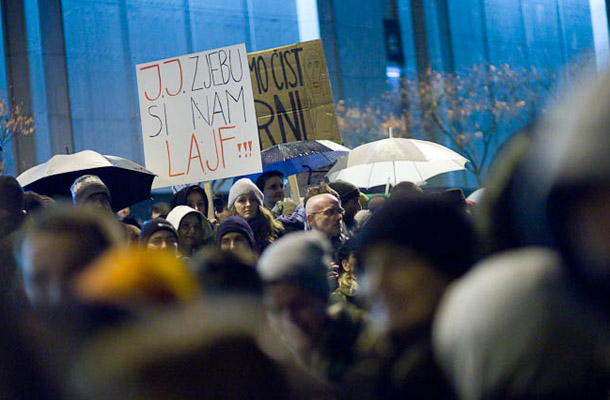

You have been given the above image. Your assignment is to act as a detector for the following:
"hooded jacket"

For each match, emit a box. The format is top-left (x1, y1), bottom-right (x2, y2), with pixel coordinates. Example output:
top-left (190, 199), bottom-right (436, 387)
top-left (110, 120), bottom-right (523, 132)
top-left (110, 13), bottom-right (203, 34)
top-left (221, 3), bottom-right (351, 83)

top-left (510, 72), bottom-right (610, 293)
top-left (166, 206), bottom-right (214, 253)
top-left (434, 72), bottom-right (610, 400)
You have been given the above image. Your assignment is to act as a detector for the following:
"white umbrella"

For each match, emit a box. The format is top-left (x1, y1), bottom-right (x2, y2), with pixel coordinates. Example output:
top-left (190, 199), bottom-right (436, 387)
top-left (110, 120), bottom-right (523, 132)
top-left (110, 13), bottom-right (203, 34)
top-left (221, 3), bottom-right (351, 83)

top-left (326, 138), bottom-right (468, 188)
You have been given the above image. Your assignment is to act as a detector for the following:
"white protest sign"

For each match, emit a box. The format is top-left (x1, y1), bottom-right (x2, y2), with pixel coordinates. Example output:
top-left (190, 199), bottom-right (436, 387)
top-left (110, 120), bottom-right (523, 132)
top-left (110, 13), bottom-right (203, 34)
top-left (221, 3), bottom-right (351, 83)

top-left (136, 43), bottom-right (262, 188)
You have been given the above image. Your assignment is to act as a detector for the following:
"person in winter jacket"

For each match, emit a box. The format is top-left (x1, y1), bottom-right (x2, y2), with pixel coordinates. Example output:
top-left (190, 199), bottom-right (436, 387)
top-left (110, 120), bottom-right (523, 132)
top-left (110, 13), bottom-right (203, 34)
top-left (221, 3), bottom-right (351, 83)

top-left (434, 71), bottom-right (610, 400)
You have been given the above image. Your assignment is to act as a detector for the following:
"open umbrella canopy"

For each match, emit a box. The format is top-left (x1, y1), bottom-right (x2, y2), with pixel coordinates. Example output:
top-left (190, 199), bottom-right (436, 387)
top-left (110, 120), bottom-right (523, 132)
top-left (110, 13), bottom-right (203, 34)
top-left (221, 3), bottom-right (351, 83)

top-left (261, 140), bottom-right (350, 176)
top-left (17, 150), bottom-right (156, 211)
top-left (326, 138), bottom-right (468, 188)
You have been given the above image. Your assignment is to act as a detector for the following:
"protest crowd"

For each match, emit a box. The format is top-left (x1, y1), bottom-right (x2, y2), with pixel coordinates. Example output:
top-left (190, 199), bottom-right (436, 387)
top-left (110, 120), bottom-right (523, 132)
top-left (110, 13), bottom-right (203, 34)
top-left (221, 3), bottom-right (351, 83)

top-left (4, 61), bottom-right (610, 400)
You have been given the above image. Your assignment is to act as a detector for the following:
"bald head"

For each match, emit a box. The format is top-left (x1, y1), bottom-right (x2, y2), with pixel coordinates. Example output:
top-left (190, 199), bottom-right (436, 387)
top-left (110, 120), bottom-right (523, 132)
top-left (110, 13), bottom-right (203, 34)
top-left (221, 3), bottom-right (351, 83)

top-left (306, 194), bottom-right (343, 237)
top-left (306, 193), bottom-right (338, 214)
top-left (368, 195), bottom-right (388, 213)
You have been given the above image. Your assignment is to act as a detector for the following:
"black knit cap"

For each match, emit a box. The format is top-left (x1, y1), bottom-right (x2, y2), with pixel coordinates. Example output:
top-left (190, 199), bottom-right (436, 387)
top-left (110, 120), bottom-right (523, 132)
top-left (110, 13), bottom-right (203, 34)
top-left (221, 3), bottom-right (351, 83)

top-left (139, 218), bottom-right (178, 244)
top-left (329, 180), bottom-right (360, 205)
top-left (215, 216), bottom-right (255, 249)
top-left (357, 197), bottom-right (476, 279)
top-left (0, 176), bottom-right (24, 214)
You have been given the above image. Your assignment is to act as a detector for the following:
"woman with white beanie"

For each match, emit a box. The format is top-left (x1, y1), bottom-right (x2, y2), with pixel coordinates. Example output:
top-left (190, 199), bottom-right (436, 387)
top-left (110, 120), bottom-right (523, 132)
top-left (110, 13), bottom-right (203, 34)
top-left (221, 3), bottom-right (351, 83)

top-left (166, 206), bottom-right (214, 258)
top-left (228, 178), bottom-right (284, 254)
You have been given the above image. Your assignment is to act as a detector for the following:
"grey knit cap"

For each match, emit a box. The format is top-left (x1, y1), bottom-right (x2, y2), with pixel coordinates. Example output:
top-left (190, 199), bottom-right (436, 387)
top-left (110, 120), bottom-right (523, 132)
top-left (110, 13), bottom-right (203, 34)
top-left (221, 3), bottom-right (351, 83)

top-left (228, 178), bottom-right (264, 210)
top-left (70, 175), bottom-right (111, 206)
top-left (257, 231), bottom-right (332, 299)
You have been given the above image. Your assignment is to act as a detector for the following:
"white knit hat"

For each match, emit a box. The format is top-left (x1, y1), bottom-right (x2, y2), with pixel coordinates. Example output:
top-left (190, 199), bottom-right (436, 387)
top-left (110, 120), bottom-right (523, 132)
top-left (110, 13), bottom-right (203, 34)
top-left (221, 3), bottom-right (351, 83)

top-left (166, 205), bottom-right (202, 231)
top-left (166, 205), bottom-right (214, 243)
top-left (228, 178), bottom-right (264, 210)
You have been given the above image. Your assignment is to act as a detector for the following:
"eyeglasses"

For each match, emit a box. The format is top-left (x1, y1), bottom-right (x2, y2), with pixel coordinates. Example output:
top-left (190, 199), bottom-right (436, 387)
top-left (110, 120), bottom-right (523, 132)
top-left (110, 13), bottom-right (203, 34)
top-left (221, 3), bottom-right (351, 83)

top-left (312, 206), bottom-right (345, 217)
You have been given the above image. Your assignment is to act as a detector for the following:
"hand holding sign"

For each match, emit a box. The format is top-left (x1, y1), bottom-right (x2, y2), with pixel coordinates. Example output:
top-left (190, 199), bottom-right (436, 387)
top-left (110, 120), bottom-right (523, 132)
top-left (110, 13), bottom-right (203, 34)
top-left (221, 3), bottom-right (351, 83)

top-left (136, 43), bottom-right (262, 188)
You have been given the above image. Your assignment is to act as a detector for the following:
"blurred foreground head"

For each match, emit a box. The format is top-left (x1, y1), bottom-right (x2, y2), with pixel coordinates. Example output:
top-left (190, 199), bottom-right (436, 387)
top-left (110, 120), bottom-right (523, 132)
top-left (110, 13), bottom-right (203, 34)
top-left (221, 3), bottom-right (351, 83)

top-left (16, 206), bottom-right (124, 309)
top-left (512, 71), bottom-right (610, 297)
top-left (357, 198), bottom-right (476, 333)
top-left (68, 299), bottom-right (297, 400)
top-left (434, 71), bottom-right (610, 400)
top-left (0, 176), bottom-right (24, 214)
top-left (258, 231), bottom-right (332, 354)
top-left (0, 176), bottom-right (25, 237)
top-left (474, 126), bottom-right (534, 255)
top-left (190, 246), bottom-right (261, 296)
top-left (73, 246), bottom-right (201, 309)
top-left (0, 302), bottom-right (61, 400)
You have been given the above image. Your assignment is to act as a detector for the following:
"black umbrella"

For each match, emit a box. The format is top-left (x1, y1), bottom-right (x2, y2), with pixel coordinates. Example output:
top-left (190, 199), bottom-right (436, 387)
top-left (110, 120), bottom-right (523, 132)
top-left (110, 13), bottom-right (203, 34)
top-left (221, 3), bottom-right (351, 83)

top-left (16, 150), bottom-right (156, 211)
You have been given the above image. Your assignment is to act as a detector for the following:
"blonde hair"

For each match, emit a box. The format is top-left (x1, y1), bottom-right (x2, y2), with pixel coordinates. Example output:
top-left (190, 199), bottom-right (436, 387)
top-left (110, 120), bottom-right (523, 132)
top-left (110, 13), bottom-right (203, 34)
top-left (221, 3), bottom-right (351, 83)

top-left (337, 269), bottom-right (359, 297)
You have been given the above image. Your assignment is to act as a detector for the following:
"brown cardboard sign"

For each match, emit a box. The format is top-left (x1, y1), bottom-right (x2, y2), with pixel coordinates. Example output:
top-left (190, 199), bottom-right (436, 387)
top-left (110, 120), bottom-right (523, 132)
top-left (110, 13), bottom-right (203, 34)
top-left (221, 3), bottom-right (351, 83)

top-left (248, 39), bottom-right (341, 149)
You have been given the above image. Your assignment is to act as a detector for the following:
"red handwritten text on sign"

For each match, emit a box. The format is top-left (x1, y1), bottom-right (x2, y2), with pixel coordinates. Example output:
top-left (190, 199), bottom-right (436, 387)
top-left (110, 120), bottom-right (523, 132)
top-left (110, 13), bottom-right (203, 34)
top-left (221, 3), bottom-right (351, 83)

top-left (136, 44), bottom-right (261, 188)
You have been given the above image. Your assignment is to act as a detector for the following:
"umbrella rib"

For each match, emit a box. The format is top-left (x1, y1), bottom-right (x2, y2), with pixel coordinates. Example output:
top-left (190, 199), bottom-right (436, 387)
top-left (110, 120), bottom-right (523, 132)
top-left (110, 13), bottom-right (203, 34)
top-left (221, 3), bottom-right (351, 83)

top-left (367, 163), bottom-right (375, 189)
top-left (412, 161), bottom-right (425, 184)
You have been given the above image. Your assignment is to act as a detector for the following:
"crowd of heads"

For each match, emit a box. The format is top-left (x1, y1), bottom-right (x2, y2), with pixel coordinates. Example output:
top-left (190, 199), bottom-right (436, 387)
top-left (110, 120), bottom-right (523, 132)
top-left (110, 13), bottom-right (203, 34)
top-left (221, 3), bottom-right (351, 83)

top-left (3, 71), bottom-right (610, 399)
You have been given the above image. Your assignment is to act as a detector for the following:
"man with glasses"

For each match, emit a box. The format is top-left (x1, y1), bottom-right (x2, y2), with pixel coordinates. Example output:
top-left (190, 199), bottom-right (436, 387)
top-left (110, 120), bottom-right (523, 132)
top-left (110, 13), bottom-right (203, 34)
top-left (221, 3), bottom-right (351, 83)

top-left (306, 193), bottom-right (344, 237)
top-left (257, 231), bottom-right (364, 382)
top-left (306, 193), bottom-right (346, 265)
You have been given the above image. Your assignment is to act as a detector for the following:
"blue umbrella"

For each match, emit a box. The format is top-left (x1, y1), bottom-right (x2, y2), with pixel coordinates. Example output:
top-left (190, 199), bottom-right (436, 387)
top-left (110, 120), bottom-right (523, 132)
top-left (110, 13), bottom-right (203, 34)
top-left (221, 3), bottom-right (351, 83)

top-left (239, 140), bottom-right (350, 182)
top-left (262, 140), bottom-right (350, 175)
